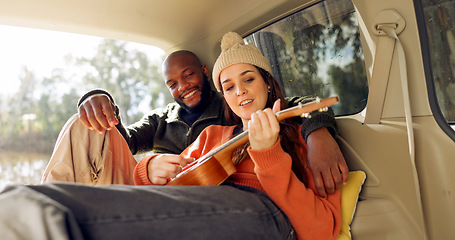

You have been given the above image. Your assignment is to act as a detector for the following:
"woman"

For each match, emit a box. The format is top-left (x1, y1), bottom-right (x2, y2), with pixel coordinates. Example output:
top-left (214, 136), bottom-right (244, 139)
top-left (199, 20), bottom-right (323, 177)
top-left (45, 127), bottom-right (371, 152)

top-left (134, 32), bottom-right (341, 240)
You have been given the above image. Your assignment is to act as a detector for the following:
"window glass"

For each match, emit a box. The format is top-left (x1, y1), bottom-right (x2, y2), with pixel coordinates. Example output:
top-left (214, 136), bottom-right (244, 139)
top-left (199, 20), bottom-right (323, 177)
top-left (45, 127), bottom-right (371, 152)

top-left (0, 26), bottom-right (167, 184)
top-left (420, 0), bottom-right (455, 124)
top-left (245, 0), bottom-right (368, 116)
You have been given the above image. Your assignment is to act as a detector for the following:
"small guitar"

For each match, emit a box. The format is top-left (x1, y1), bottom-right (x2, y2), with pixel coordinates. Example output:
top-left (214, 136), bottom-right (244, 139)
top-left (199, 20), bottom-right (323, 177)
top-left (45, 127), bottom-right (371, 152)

top-left (167, 96), bottom-right (339, 186)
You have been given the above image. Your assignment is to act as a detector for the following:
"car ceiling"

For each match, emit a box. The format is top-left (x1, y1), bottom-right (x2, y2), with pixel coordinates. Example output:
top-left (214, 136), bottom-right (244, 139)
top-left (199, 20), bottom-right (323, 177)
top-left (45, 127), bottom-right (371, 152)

top-left (0, 0), bottom-right (313, 62)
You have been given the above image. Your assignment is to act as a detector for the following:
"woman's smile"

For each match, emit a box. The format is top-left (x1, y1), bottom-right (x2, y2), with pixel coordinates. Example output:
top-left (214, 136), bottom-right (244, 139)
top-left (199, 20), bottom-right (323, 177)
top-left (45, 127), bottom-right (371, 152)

top-left (220, 63), bottom-right (269, 127)
top-left (239, 99), bottom-right (253, 106)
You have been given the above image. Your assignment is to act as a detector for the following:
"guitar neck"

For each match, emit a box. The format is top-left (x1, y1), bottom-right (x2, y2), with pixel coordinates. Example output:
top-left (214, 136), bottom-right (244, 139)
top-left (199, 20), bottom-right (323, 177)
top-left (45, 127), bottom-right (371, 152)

top-left (196, 96), bottom-right (340, 165)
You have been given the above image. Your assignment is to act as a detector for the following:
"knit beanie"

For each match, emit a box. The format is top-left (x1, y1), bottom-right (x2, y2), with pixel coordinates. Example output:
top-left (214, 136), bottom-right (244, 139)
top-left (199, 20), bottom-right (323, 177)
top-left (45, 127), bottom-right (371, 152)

top-left (212, 32), bottom-right (272, 92)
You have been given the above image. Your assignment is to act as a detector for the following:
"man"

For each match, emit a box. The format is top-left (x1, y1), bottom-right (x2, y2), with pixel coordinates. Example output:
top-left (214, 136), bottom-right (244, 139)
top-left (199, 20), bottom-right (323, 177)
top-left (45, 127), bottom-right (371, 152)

top-left (42, 50), bottom-right (347, 197)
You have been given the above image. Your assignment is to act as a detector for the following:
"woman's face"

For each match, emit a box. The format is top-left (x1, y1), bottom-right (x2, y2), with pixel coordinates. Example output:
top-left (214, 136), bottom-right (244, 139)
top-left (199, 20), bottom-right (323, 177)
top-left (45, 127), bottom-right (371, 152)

top-left (220, 63), bottom-right (269, 128)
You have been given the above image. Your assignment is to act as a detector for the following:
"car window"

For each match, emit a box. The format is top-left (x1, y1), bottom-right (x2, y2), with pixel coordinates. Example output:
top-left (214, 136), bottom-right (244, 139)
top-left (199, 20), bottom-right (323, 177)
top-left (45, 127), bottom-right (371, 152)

top-left (0, 26), bottom-right (167, 184)
top-left (419, 0), bottom-right (455, 125)
top-left (244, 0), bottom-right (368, 116)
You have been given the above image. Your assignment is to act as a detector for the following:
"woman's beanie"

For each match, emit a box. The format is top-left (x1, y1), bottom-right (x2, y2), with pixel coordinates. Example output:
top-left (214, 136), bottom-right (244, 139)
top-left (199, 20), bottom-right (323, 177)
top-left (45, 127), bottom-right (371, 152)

top-left (212, 32), bottom-right (272, 92)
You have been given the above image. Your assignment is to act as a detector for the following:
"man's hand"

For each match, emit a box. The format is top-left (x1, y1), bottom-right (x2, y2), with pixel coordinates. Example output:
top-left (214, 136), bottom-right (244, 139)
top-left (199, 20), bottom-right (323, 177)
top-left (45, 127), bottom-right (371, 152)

top-left (306, 127), bottom-right (349, 198)
top-left (147, 154), bottom-right (194, 185)
top-left (78, 94), bottom-right (119, 134)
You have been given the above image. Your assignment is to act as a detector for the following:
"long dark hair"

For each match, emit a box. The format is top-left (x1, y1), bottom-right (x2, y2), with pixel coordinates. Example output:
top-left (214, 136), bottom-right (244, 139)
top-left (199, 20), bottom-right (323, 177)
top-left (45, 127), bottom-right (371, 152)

top-left (221, 66), bottom-right (308, 184)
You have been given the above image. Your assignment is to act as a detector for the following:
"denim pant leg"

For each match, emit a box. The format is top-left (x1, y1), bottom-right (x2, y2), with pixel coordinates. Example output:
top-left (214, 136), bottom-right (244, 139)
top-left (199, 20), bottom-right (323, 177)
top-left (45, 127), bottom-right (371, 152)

top-left (0, 184), bottom-right (84, 240)
top-left (1, 183), bottom-right (295, 240)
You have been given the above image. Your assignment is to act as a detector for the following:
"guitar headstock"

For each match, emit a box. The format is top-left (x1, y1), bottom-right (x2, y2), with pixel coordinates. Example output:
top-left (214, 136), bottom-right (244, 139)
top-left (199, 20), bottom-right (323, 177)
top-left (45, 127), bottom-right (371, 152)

top-left (276, 96), bottom-right (339, 121)
top-left (319, 107), bottom-right (329, 112)
top-left (302, 106), bottom-right (329, 118)
top-left (297, 97), bottom-right (331, 118)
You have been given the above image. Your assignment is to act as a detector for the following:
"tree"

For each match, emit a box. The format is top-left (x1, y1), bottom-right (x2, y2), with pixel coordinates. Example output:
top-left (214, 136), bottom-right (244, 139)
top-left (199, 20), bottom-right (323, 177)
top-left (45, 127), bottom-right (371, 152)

top-left (1, 67), bottom-right (37, 145)
top-left (246, 1), bottom-right (368, 115)
top-left (77, 39), bottom-right (169, 124)
top-left (0, 39), bottom-right (168, 153)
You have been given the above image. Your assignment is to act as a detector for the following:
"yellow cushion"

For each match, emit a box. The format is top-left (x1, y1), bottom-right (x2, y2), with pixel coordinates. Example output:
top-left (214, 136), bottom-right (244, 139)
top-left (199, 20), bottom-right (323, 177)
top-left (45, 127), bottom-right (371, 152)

top-left (336, 171), bottom-right (366, 240)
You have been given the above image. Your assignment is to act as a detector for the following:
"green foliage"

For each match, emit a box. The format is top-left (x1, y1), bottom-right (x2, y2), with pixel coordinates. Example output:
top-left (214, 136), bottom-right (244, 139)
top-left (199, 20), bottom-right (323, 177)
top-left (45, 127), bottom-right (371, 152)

top-left (77, 39), bottom-right (168, 124)
top-left (328, 56), bottom-right (368, 114)
top-left (245, 0), bottom-right (368, 116)
top-left (0, 39), bottom-right (168, 154)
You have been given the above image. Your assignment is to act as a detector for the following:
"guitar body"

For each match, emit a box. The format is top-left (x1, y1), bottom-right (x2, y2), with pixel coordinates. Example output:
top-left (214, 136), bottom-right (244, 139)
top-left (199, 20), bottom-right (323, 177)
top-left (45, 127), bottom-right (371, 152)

top-left (166, 156), bottom-right (236, 186)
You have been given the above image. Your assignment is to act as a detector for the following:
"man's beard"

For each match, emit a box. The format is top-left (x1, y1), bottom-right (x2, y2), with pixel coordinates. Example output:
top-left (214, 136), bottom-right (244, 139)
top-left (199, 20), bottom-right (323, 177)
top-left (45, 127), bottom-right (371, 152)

top-left (177, 75), bottom-right (212, 113)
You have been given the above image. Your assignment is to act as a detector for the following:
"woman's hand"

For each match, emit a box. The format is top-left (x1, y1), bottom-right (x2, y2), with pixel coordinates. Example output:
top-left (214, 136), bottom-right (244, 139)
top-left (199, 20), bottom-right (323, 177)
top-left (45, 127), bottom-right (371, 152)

top-left (248, 100), bottom-right (281, 150)
top-left (147, 154), bottom-right (194, 185)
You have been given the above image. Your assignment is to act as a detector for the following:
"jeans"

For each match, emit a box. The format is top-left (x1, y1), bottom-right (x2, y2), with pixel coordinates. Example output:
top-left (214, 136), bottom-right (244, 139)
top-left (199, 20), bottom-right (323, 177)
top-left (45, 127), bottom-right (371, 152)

top-left (0, 183), bottom-right (295, 240)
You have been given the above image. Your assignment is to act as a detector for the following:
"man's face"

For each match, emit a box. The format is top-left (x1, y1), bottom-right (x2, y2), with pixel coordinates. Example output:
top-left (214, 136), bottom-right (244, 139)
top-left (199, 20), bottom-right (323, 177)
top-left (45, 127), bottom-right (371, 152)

top-left (163, 54), bottom-right (210, 112)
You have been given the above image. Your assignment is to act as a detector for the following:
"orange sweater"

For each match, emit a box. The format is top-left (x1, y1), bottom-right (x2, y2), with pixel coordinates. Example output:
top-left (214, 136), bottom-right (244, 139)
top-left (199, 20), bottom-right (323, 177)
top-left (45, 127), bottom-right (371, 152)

top-left (134, 125), bottom-right (341, 240)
